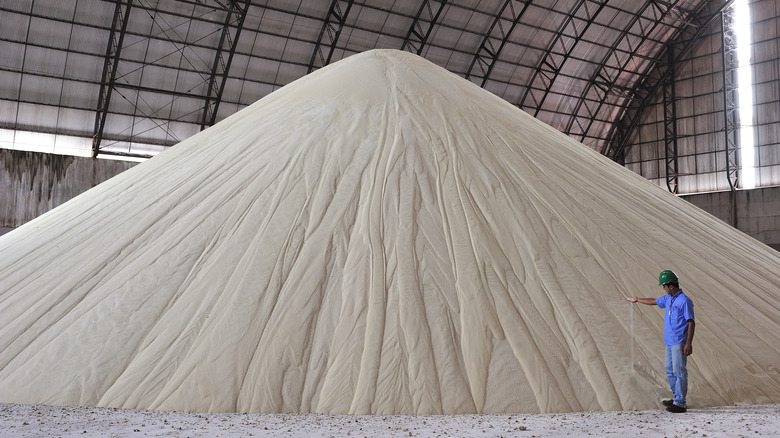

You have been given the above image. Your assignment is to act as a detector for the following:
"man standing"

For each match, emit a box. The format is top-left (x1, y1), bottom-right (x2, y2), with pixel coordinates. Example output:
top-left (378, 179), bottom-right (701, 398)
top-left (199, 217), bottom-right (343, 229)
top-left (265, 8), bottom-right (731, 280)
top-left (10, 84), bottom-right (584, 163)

top-left (627, 270), bottom-right (695, 413)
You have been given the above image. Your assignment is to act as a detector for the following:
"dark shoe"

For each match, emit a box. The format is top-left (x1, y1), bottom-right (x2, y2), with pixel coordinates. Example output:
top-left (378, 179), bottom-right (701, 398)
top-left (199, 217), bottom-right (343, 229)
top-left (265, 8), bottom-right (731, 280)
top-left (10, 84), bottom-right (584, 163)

top-left (666, 404), bottom-right (687, 413)
top-left (661, 399), bottom-right (674, 407)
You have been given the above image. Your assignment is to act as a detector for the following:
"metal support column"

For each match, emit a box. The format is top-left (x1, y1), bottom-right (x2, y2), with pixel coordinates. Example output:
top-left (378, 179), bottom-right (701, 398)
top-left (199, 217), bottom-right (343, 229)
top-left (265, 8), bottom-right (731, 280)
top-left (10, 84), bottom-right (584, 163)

top-left (401, 0), bottom-right (448, 55)
top-left (663, 47), bottom-right (679, 194)
top-left (200, 0), bottom-right (250, 130)
top-left (308, 0), bottom-right (355, 73)
top-left (722, 7), bottom-right (740, 226)
top-left (92, 0), bottom-right (133, 158)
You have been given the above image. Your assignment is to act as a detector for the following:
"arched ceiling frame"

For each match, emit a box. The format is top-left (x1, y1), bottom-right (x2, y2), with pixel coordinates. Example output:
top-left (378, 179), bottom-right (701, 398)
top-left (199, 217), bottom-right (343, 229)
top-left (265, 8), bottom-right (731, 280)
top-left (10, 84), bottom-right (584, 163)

top-left (401, 0), bottom-right (448, 55)
top-left (602, 0), bottom-right (735, 163)
top-left (465, 0), bottom-right (531, 87)
top-left (1, 0), bottom-right (731, 161)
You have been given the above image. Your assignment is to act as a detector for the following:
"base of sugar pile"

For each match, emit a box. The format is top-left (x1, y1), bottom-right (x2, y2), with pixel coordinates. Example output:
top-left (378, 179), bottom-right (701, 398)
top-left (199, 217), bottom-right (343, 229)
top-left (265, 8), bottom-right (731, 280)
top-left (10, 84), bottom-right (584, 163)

top-left (2, 403), bottom-right (779, 437)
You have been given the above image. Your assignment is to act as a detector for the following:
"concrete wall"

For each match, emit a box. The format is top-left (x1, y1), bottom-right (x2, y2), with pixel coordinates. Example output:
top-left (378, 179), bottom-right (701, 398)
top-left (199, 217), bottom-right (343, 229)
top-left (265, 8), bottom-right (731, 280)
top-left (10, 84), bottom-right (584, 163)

top-left (682, 187), bottom-right (780, 252)
top-left (1, 149), bottom-right (779, 252)
top-left (0, 149), bottom-right (136, 234)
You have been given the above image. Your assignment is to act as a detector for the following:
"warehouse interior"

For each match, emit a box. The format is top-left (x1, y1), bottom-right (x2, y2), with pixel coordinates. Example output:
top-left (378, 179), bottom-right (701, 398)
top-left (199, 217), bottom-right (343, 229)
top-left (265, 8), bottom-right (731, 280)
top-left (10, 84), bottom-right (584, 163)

top-left (1, 0), bottom-right (778, 250)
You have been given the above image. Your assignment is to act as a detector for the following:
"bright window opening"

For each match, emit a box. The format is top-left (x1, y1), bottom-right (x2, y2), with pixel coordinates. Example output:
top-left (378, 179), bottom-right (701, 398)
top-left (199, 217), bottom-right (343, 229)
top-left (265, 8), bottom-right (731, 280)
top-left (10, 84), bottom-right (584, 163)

top-left (0, 128), bottom-right (92, 158)
top-left (734, 0), bottom-right (756, 189)
top-left (0, 128), bottom-right (156, 162)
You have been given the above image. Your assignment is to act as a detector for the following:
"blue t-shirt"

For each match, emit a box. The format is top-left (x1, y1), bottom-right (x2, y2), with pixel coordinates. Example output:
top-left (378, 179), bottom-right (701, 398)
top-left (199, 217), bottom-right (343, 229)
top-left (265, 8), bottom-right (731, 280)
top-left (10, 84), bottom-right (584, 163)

top-left (656, 290), bottom-right (694, 345)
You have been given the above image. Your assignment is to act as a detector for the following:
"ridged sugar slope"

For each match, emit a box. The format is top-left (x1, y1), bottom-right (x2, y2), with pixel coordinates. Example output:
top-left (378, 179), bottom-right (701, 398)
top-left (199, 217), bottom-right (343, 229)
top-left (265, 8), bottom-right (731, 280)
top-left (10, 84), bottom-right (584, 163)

top-left (1, 49), bottom-right (779, 414)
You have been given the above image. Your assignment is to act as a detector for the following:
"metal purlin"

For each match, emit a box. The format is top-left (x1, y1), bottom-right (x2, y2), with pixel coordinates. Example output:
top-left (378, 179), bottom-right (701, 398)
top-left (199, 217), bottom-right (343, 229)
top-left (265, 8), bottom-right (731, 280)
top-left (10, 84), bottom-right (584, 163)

top-left (307, 0), bottom-right (355, 74)
top-left (562, 1), bottom-right (675, 144)
top-left (401, 0), bottom-right (448, 56)
top-left (465, 0), bottom-right (531, 87)
top-left (200, 0), bottom-right (250, 130)
top-left (601, 0), bottom-right (735, 163)
top-left (92, 0), bottom-right (133, 158)
top-left (515, 0), bottom-right (609, 116)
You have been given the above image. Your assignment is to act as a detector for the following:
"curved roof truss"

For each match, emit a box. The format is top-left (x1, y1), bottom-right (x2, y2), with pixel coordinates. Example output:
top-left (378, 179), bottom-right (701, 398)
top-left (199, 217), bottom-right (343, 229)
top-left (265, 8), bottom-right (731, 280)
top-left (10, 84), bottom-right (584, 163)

top-left (0, 0), bottom-right (732, 160)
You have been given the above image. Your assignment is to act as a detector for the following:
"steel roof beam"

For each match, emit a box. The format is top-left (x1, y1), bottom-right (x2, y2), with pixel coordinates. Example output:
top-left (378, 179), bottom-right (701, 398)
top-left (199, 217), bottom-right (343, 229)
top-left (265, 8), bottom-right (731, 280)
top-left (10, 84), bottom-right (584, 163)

top-left (662, 46), bottom-right (679, 194)
top-left (401, 0), bottom-right (448, 55)
top-left (115, 0), bottom-right (237, 24)
top-left (465, 0), bottom-right (531, 87)
top-left (515, 0), bottom-right (609, 116)
top-left (108, 82), bottom-right (211, 100)
top-left (92, 0), bottom-right (133, 158)
top-left (95, 149), bottom-right (154, 159)
top-left (308, 0), bottom-right (355, 73)
top-left (200, 0), bottom-right (250, 130)
top-left (562, 1), bottom-right (670, 145)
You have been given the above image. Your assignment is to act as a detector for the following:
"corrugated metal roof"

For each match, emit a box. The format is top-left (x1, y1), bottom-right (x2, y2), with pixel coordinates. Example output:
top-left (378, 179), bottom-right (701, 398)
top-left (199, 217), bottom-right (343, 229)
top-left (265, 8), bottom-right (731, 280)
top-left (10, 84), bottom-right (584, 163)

top-left (0, 0), bottom-right (732, 159)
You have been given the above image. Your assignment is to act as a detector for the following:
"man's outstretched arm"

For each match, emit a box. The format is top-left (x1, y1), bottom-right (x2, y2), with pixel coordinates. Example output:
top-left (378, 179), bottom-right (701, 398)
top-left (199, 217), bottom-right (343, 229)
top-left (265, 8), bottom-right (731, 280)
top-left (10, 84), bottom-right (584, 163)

top-left (627, 296), bottom-right (656, 305)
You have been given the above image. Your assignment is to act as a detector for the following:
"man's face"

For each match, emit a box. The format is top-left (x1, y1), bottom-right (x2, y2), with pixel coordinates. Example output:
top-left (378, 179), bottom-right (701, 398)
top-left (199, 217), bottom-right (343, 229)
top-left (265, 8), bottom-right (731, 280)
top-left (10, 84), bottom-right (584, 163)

top-left (662, 284), bottom-right (673, 294)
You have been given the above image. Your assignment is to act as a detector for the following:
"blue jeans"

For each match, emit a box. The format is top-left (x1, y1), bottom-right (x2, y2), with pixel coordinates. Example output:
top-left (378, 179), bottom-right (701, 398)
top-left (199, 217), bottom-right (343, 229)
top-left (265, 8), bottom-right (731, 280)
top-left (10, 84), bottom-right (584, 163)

top-left (665, 342), bottom-right (688, 407)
